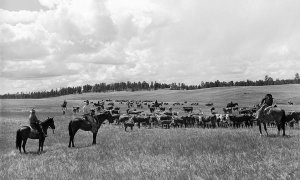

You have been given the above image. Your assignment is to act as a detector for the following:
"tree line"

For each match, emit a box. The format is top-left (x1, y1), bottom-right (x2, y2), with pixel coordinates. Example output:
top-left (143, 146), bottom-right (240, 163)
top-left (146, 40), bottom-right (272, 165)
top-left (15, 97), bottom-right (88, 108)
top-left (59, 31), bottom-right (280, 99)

top-left (1, 73), bottom-right (299, 99)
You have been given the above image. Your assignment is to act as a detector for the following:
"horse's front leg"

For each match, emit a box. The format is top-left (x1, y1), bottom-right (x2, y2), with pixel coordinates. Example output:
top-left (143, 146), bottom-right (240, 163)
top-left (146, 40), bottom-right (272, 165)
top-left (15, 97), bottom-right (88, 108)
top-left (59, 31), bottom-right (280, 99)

top-left (38, 139), bottom-right (41, 152)
top-left (92, 131), bottom-right (98, 144)
top-left (282, 122), bottom-right (286, 136)
top-left (41, 140), bottom-right (44, 151)
top-left (258, 122), bottom-right (263, 136)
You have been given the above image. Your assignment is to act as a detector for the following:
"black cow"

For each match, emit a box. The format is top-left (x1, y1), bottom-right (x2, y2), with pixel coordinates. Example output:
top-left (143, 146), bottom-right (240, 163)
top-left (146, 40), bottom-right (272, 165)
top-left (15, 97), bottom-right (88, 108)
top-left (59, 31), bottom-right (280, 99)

top-left (228, 114), bottom-right (254, 128)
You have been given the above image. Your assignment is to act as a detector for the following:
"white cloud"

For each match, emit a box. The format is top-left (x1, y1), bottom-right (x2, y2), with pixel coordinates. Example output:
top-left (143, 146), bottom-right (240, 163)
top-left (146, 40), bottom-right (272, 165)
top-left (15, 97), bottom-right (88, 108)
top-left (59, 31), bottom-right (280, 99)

top-left (1, 0), bottom-right (300, 94)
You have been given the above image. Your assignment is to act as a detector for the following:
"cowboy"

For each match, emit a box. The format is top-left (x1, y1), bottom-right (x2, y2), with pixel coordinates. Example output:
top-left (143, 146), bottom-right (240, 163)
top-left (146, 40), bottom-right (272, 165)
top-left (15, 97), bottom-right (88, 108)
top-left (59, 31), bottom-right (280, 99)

top-left (260, 94), bottom-right (273, 107)
top-left (256, 94), bottom-right (274, 121)
top-left (29, 109), bottom-right (47, 137)
top-left (82, 100), bottom-right (98, 132)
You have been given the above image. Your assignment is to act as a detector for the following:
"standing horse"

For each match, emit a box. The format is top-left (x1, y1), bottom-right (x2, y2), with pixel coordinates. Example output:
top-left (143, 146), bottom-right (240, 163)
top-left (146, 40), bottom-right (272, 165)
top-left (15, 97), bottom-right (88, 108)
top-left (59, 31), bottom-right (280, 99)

top-left (16, 117), bottom-right (55, 153)
top-left (256, 105), bottom-right (286, 136)
top-left (68, 111), bottom-right (113, 147)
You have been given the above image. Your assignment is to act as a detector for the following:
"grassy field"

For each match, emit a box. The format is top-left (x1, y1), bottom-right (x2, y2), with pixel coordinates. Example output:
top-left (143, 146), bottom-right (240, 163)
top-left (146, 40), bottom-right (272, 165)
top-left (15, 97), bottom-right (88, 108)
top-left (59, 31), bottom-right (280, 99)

top-left (1, 85), bottom-right (300, 179)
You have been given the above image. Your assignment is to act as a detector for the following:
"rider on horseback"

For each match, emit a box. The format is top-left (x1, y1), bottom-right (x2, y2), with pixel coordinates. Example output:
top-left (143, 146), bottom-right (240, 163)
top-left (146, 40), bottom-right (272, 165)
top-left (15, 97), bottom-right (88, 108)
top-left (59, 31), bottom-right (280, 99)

top-left (29, 109), bottom-right (47, 137)
top-left (82, 100), bottom-right (98, 132)
top-left (257, 94), bottom-right (274, 120)
top-left (260, 94), bottom-right (273, 107)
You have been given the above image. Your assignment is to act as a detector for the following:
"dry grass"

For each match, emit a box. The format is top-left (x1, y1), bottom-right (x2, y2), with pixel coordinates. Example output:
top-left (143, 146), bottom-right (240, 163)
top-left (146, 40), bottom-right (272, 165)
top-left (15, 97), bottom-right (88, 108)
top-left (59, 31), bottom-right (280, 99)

top-left (1, 85), bottom-right (300, 179)
top-left (1, 125), bottom-right (300, 179)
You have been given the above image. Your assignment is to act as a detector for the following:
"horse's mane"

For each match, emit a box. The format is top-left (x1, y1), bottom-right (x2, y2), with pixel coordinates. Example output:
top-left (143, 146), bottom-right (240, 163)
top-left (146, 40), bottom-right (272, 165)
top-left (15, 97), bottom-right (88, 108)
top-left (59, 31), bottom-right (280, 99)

top-left (41, 117), bottom-right (54, 125)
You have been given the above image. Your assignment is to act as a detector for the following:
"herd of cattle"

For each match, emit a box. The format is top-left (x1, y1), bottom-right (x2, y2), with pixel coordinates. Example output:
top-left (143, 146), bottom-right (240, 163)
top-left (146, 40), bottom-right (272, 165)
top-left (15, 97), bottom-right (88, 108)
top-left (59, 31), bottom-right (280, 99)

top-left (70, 99), bottom-right (300, 131)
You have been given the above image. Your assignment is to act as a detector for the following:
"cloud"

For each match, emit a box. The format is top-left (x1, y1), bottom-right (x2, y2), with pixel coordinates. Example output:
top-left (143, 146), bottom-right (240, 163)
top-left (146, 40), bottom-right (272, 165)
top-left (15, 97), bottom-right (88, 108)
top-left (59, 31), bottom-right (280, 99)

top-left (1, 0), bottom-right (300, 94)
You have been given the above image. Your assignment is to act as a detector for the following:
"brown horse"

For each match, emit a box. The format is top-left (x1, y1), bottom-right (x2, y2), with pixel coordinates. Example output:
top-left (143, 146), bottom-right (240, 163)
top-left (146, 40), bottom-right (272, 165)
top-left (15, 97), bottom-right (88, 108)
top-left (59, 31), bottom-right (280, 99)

top-left (68, 111), bottom-right (113, 147)
top-left (16, 117), bottom-right (55, 153)
top-left (256, 105), bottom-right (286, 136)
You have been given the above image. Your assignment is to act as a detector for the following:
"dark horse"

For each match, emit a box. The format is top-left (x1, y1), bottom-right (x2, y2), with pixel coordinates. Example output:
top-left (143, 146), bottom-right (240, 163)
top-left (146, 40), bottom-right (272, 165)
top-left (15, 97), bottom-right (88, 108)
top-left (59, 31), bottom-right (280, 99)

top-left (68, 111), bottom-right (114, 147)
top-left (256, 105), bottom-right (286, 136)
top-left (16, 117), bottom-right (55, 153)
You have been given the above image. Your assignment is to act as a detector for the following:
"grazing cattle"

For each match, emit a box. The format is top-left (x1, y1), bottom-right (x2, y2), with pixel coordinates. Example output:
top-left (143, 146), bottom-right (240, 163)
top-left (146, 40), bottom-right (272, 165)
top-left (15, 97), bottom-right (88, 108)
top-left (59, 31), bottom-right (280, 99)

top-left (160, 107), bottom-right (166, 111)
top-left (106, 106), bottom-right (114, 110)
top-left (286, 112), bottom-right (300, 128)
top-left (107, 102), bottom-right (114, 106)
top-left (205, 103), bottom-right (213, 106)
top-left (137, 103), bottom-right (143, 109)
top-left (73, 106), bottom-right (80, 113)
top-left (158, 115), bottom-right (172, 129)
top-left (200, 115), bottom-right (217, 128)
top-left (191, 103), bottom-right (199, 106)
top-left (223, 107), bottom-right (232, 114)
top-left (233, 106), bottom-right (239, 111)
top-left (127, 109), bottom-right (143, 115)
top-left (227, 102), bottom-right (238, 108)
top-left (228, 114), bottom-right (254, 128)
top-left (288, 100), bottom-right (293, 105)
top-left (118, 114), bottom-right (130, 124)
top-left (170, 116), bottom-right (184, 128)
top-left (182, 115), bottom-right (196, 127)
top-left (132, 115), bottom-right (151, 128)
top-left (173, 102), bottom-right (181, 106)
top-left (149, 107), bottom-right (155, 113)
top-left (183, 107), bottom-right (193, 113)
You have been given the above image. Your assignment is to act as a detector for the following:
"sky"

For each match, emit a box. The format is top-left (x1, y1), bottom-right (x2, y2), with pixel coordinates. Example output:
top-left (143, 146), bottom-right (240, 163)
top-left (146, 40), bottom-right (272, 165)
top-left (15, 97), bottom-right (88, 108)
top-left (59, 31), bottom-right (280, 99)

top-left (1, 0), bottom-right (300, 94)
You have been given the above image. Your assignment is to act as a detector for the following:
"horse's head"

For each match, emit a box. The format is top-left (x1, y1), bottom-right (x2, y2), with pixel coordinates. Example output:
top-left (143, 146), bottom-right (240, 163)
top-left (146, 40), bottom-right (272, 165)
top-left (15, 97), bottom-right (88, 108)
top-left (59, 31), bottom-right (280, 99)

top-left (41, 117), bottom-right (55, 134)
top-left (47, 117), bottom-right (55, 134)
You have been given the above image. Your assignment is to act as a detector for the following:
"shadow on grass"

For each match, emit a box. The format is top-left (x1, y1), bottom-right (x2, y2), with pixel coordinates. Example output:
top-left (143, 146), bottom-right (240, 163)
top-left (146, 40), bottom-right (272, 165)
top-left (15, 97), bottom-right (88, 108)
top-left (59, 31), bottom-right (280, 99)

top-left (262, 134), bottom-right (293, 138)
top-left (25, 150), bottom-right (47, 155)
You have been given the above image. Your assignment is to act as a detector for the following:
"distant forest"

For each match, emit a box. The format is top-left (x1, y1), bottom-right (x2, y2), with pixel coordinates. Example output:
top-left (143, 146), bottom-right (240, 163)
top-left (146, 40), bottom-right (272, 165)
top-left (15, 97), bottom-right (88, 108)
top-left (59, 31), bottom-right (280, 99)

top-left (1, 73), bottom-right (299, 99)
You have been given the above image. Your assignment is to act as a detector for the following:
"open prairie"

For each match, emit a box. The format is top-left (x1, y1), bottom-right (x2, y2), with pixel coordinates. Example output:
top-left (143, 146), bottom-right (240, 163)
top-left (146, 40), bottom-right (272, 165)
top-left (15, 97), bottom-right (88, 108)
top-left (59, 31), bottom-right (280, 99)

top-left (1, 85), bottom-right (300, 179)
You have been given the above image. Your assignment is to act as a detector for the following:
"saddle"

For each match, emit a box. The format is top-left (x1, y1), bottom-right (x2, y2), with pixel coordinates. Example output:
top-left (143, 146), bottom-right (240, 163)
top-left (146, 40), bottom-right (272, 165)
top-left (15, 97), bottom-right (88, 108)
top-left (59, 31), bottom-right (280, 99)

top-left (28, 126), bottom-right (39, 134)
top-left (256, 104), bottom-right (278, 122)
top-left (83, 114), bottom-right (99, 133)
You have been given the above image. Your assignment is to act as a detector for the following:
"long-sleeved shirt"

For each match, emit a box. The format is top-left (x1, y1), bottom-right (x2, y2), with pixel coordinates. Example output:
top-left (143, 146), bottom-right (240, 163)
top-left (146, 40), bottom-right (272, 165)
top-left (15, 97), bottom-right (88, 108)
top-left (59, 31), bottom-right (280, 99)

top-left (82, 104), bottom-right (91, 115)
top-left (29, 113), bottom-right (40, 125)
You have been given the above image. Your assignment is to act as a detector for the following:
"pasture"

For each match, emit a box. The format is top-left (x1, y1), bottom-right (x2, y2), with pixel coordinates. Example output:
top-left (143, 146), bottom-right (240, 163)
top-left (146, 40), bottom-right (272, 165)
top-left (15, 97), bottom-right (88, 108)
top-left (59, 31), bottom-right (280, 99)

top-left (1, 85), bottom-right (300, 179)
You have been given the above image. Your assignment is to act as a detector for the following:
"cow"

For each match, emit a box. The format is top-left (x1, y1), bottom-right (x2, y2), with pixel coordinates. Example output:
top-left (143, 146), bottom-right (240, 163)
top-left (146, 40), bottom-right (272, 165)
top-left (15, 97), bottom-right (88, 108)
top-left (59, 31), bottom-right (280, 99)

top-left (200, 115), bottom-right (217, 128)
top-left (72, 106), bottom-right (80, 113)
top-left (228, 114), bottom-right (254, 128)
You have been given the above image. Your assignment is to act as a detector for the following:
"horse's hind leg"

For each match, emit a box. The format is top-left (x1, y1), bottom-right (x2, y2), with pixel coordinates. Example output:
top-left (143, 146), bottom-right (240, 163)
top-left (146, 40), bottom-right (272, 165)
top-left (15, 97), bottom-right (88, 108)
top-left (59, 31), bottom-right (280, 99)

top-left (277, 124), bottom-right (281, 136)
top-left (263, 123), bottom-right (268, 136)
top-left (22, 139), bottom-right (27, 153)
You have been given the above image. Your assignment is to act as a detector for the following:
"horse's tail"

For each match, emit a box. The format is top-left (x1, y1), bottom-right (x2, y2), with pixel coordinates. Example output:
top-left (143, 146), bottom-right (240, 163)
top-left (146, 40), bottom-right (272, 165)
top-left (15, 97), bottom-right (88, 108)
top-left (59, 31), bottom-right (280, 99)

top-left (16, 129), bottom-right (22, 149)
top-left (68, 121), bottom-right (73, 137)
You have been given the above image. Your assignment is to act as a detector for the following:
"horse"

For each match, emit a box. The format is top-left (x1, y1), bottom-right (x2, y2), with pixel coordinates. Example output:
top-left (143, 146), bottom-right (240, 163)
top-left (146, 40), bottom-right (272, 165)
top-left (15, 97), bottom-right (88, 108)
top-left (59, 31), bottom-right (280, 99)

top-left (68, 111), bottom-right (114, 147)
top-left (16, 117), bottom-right (55, 153)
top-left (256, 105), bottom-right (286, 136)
